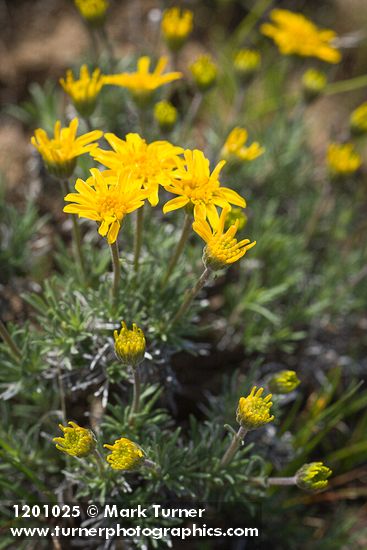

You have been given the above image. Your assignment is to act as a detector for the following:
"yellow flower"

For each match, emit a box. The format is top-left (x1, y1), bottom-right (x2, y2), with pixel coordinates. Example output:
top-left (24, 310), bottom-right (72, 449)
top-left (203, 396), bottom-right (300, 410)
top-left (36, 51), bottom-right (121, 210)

top-left (190, 55), bottom-right (218, 92)
top-left (63, 168), bottom-right (147, 244)
top-left (236, 386), bottom-right (274, 431)
top-left (350, 102), bottom-right (367, 135)
top-left (31, 118), bottom-right (102, 179)
top-left (193, 206), bottom-right (255, 270)
top-left (233, 49), bottom-right (261, 81)
top-left (60, 65), bottom-right (104, 117)
top-left (74, 0), bottom-right (108, 26)
top-left (154, 100), bottom-right (178, 132)
top-left (162, 7), bottom-right (193, 51)
top-left (296, 462), bottom-right (332, 492)
top-left (104, 437), bottom-right (145, 470)
top-left (302, 68), bottom-right (327, 101)
top-left (53, 421), bottom-right (95, 458)
top-left (221, 127), bottom-right (264, 163)
top-left (91, 133), bottom-right (183, 206)
top-left (104, 56), bottom-right (182, 104)
top-left (268, 370), bottom-right (300, 394)
top-left (327, 143), bottom-right (362, 176)
top-left (163, 149), bottom-right (246, 226)
top-left (114, 321), bottom-right (146, 367)
top-left (261, 9), bottom-right (341, 64)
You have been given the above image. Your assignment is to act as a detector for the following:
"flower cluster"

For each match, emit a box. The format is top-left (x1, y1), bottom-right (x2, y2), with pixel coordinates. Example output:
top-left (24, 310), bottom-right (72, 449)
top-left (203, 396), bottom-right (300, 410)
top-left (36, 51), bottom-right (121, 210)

top-left (296, 462), bottom-right (332, 492)
top-left (104, 438), bottom-right (145, 470)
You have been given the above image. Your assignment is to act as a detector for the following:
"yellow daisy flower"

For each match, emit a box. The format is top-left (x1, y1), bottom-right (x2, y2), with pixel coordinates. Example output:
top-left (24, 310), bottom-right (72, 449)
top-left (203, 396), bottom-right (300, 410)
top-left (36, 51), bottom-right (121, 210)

top-left (63, 168), bottom-right (148, 244)
top-left (190, 55), bottom-right (218, 92)
top-left (53, 421), bottom-right (95, 458)
top-left (60, 65), bottom-right (104, 117)
top-left (163, 149), bottom-right (246, 226)
top-left (236, 386), bottom-right (274, 431)
top-left (221, 127), bottom-right (264, 162)
top-left (327, 143), bottom-right (362, 176)
top-left (161, 7), bottom-right (193, 51)
top-left (91, 132), bottom-right (183, 206)
top-left (104, 56), bottom-right (182, 103)
top-left (114, 321), bottom-right (146, 367)
top-left (261, 9), bottom-right (341, 64)
top-left (104, 437), bottom-right (145, 470)
top-left (31, 118), bottom-right (102, 179)
top-left (193, 206), bottom-right (255, 270)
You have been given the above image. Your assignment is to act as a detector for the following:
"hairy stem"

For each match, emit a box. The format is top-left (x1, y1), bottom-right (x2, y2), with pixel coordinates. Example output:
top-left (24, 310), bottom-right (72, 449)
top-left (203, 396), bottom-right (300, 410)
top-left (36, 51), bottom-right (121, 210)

top-left (110, 240), bottom-right (121, 306)
top-left (130, 366), bottom-right (141, 419)
top-left (220, 426), bottom-right (248, 468)
top-left (61, 179), bottom-right (86, 280)
top-left (170, 266), bottom-right (212, 326)
top-left (93, 449), bottom-right (105, 477)
top-left (134, 205), bottom-right (144, 273)
top-left (162, 212), bottom-right (192, 287)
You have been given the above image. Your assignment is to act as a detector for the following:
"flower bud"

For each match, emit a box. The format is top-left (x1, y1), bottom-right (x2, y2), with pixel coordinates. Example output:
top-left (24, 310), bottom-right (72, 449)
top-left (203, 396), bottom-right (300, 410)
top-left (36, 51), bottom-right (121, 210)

top-left (154, 100), bottom-right (178, 132)
top-left (302, 69), bottom-right (327, 102)
top-left (236, 386), bottom-right (274, 431)
top-left (233, 49), bottom-right (261, 83)
top-left (53, 421), bottom-right (96, 458)
top-left (327, 142), bottom-right (362, 177)
top-left (268, 370), bottom-right (300, 394)
top-left (74, 0), bottom-right (108, 27)
top-left (296, 462), bottom-right (332, 492)
top-left (161, 7), bottom-right (193, 52)
top-left (114, 321), bottom-right (146, 367)
top-left (190, 55), bottom-right (218, 92)
top-left (350, 102), bottom-right (367, 135)
top-left (104, 437), bottom-right (145, 470)
top-left (224, 207), bottom-right (247, 231)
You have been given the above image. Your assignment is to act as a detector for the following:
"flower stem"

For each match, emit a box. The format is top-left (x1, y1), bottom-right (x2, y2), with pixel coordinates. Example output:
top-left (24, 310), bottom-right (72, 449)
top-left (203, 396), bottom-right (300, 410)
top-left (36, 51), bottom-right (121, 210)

top-left (170, 266), bottom-right (212, 326)
top-left (99, 25), bottom-right (115, 69)
top-left (0, 320), bottom-right (22, 362)
top-left (93, 449), bottom-right (105, 477)
top-left (110, 240), bottom-right (121, 306)
top-left (61, 179), bottom-right (86, 281)
top-left (220, 426), bottom-right (248, 468)
top-left (133, 205), bottom-right (144, 273)
top-left (267, 476), bottom-right (297, 486)
top-left (181, 92), bottom-right (203, 143)
top-left (162, 212), bottom-right (192, 287)
top-left (130, 366), bottom-right (141, 419)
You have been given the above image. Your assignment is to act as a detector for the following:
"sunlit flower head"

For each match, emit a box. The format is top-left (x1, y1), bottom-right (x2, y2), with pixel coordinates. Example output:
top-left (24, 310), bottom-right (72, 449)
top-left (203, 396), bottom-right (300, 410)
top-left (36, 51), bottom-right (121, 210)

top-left (190, 55), bottom-right (218, 92)
top-left (327, 143), bottom-right (362, 176)
top-left (221, 127), bottom-right (264, 163)
top-left (268, 370), bottom-right (300, 394)
top-left (114, 321), bottom-right (146, 367)
top-left (53, 421), bottom-right (95, 458)
top-left (236, 386), bottom-right (274, 431)
top-left (74, 0), bottom-right (108, 26)
top-left (296, 462), bottom-right (332, 492)
top-left (233, 49), bottom-right (261, 81)
top-left (63, 168), bottom-right (147, 244)
top-left (163, 149), bottom-right (246, 226)
top-left (193, 206), bottom-right (255, 270)
top-left (261, 9), bottom-right (341, 64)
top-left (161, 7), bottom-right (193, 51)
top-left (350, 102), bottom-right (367, 135)
top-left (154, 100), bottom-right (178, 132)
top-left (31, 118), bottom-right (102, 179)
top-left (302, 68), bottom-right (327, 102)
top-left (104, 56), bottom-right (182, 104)
top-left (92, 132), bottom-right (183, 206)
top-left (60, 65), bottom-right (104, 117)
top-left (104, 437), bottom-right (145, 470)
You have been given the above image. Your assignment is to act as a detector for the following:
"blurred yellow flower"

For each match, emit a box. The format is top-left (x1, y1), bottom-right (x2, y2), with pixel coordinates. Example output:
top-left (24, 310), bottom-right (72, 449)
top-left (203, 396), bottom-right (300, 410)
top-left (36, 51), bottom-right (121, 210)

top-left (162, 7), bottom-right (193, 51)
top-left (261, 9), bottom-right (341, 64)
top-left (327, 143), bottom-right (362, 176)
top-left (224, 207), bottom-right (247, 231)
top-left (296, 462), bottom-right (332, 492)
top-left (60, 65), bottom-right (104, 117)
top-left (92, 133), bottom-right (183, 206)
top-left (31, 118), bottom-right (102, 179)
top-left (163, 149), bottom-right (246, 226)
top-left (236, 386), bottom-right (274, 431)
top-left (190, 55), bottom-right (218, 92)
top-left (104, 437), bottom-right (145, 470)
top-left (268, 370), bottom-right (300, 394)
top-left (233, 49), bottom-right (261, 81)
top-left (53, 421), bottom-right (95, 458)
top-left (154, 100), bottom-right (178, 132)
top-left (74, 0), bottom-right (108, 26)
top-left (302, 68), bottom-right (327, 101)
top-left (221, 127), bottom-right (264, 162)
top-left (63, 168), bottom-right (147, 244)
top-left (104, 56), bottom-right (182, 103)
top-left (350, 102), bottom-right (367, 135)
top-left (114, 321), bottom-right (146, 367)
top-left (193, 206), bottom-right (255, 270)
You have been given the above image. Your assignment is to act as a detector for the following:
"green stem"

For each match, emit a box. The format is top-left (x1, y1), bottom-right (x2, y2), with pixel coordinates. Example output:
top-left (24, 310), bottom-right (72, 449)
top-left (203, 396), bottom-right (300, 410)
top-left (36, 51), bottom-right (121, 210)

top-left (325, 74), bottom-right (367, 96)
top-left (130, 366), bottom-right (141, 418)
top-left (93, 449), bottom-right (105, 477)
top-left (61, 179), bottom-right (86, 280)
top-left (220, 426), bottom-right (248, 468)
top-left (57, 365), bottom-right (67, 422)
top-left (181, 92), bottom-right (203, 143)
top-left (134, 205), bottom-right (144, 273)
top-left (110, 240), bottom-right (121, 306)
top-left (170, 266), bottom-right (212, 326)
top-left (162, 211), bottom-right (192, 287)
top-left (267, 476), bottom-right (297, 486)
top-left (0, 320), bottom-right (22, 362)
top-left (99, 25), bottom-right (115, 69)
